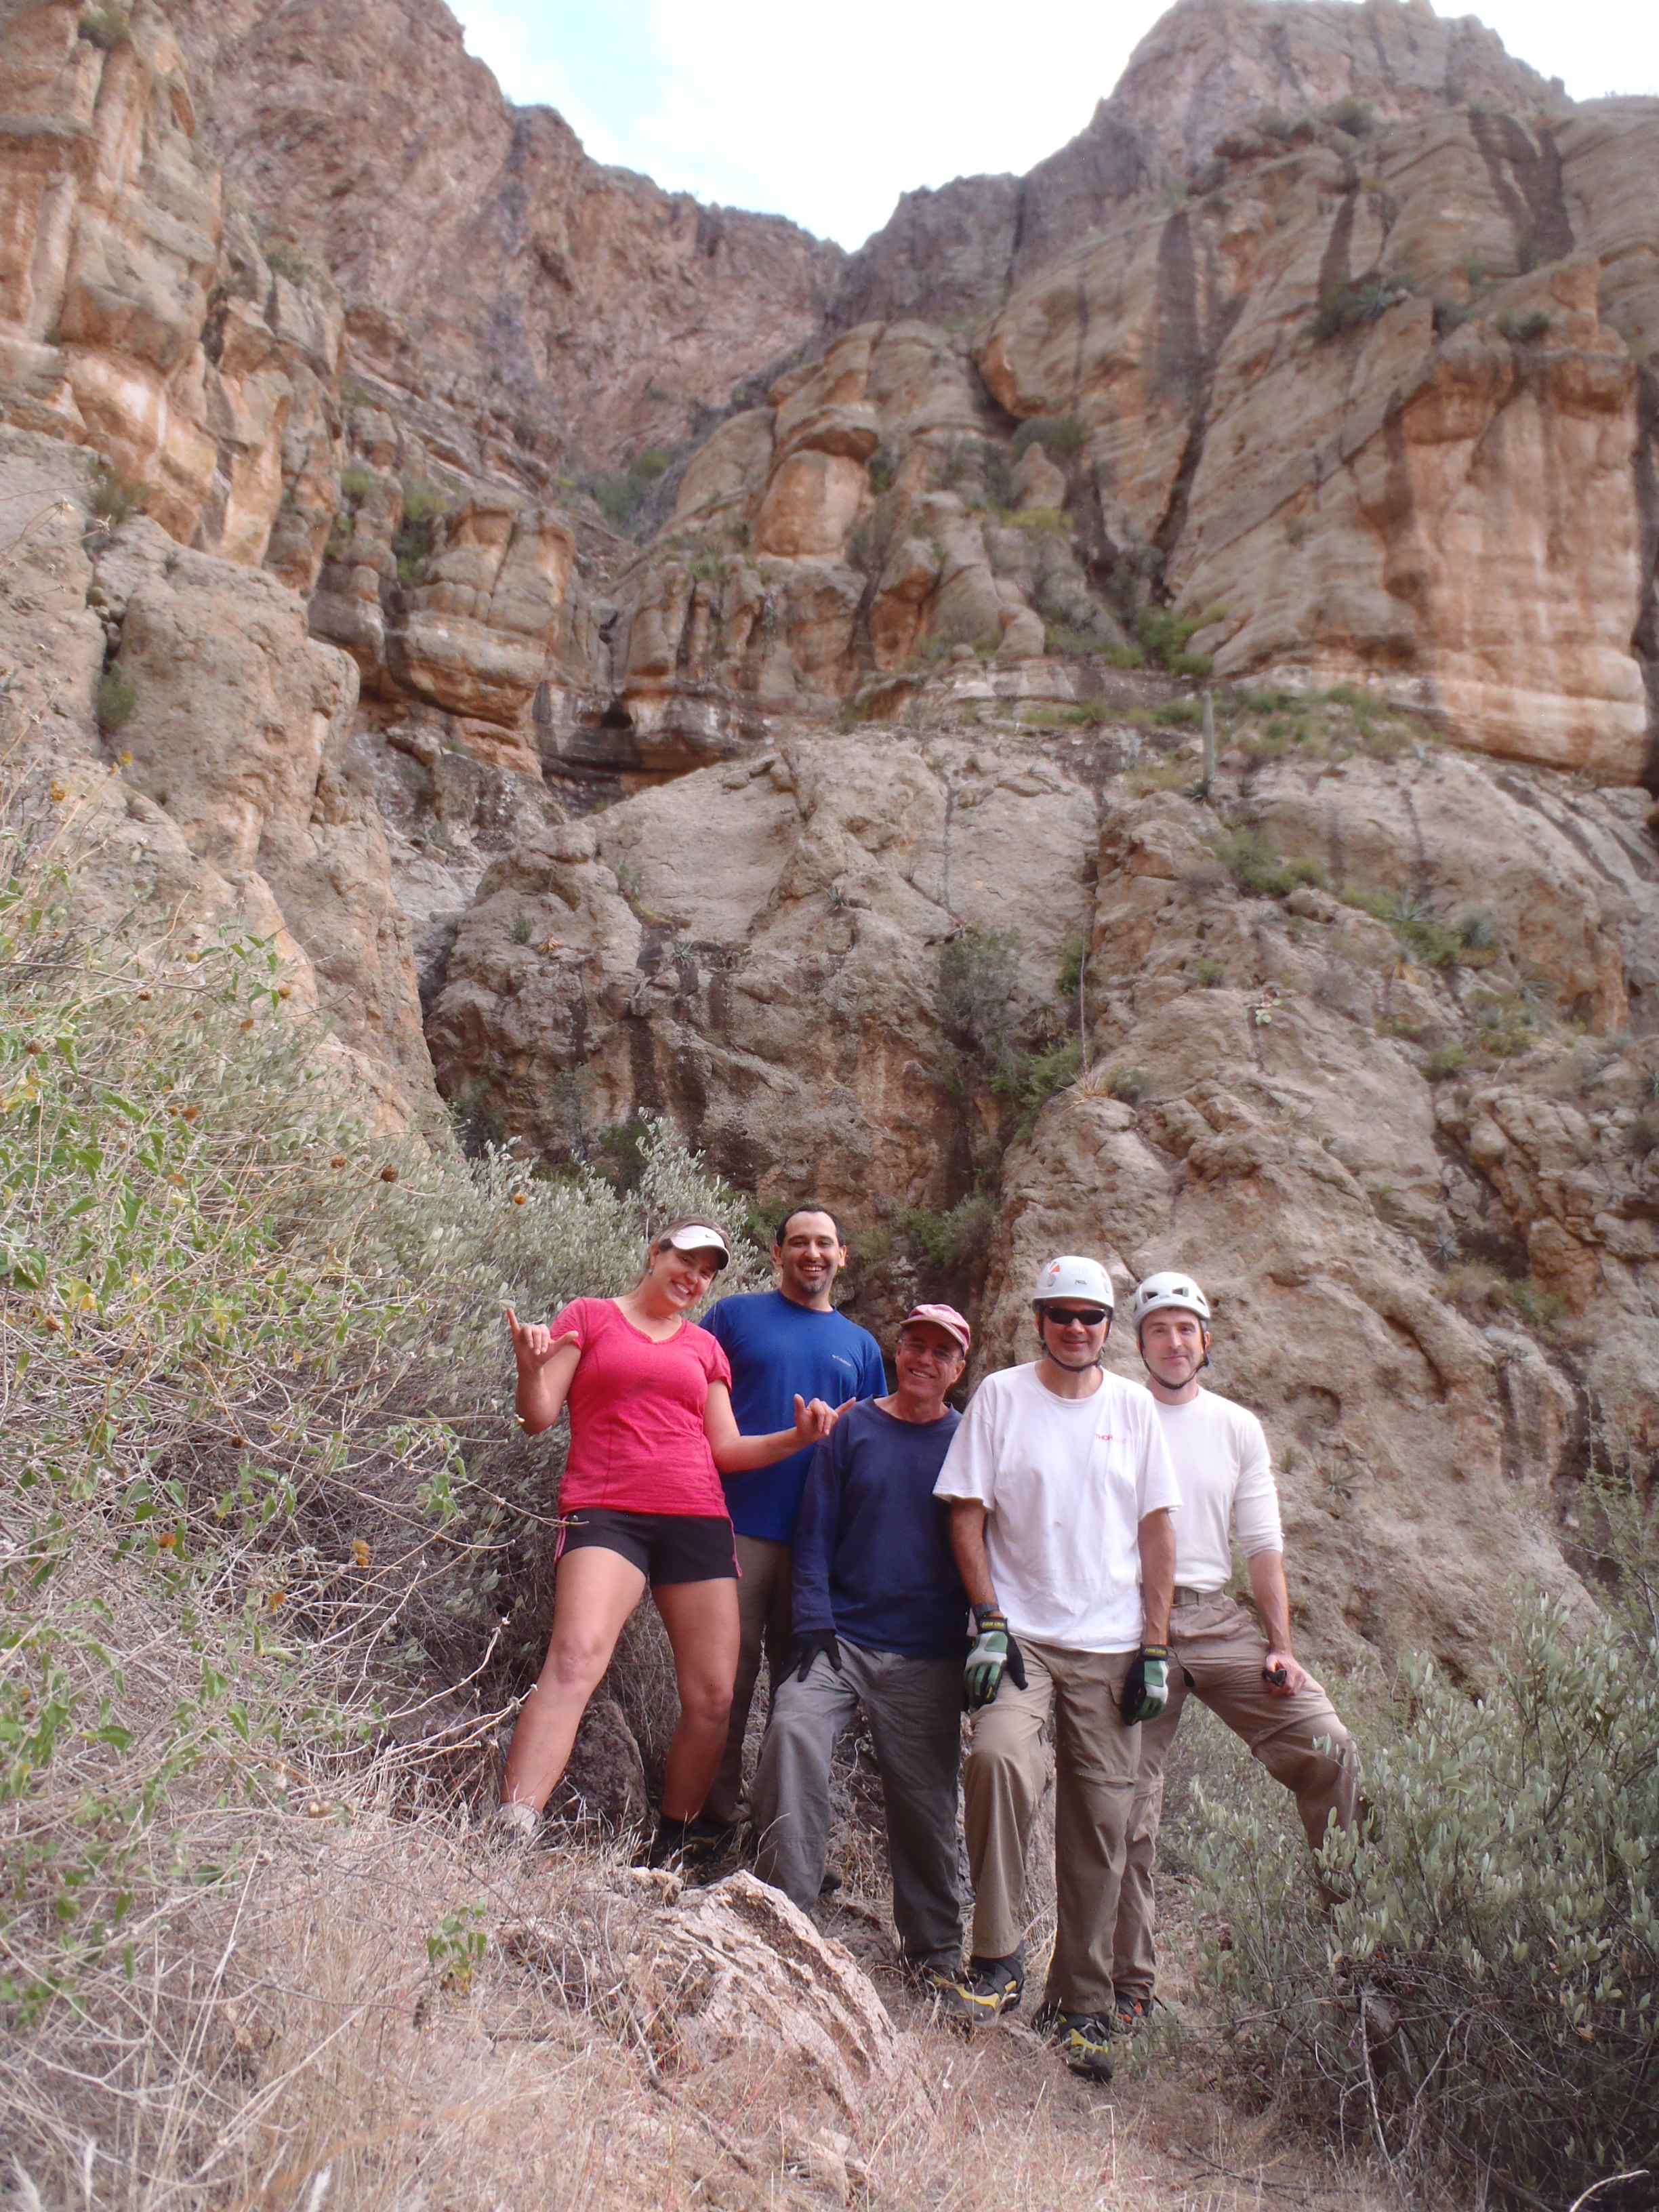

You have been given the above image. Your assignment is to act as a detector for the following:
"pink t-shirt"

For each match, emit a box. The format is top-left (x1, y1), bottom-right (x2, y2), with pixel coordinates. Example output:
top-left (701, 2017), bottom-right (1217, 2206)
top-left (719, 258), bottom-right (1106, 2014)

top-left (551, 1298), bottom-right (733, 1517)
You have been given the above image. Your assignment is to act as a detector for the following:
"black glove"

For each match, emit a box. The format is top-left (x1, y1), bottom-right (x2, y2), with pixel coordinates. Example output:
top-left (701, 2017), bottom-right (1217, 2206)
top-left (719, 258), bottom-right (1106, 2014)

top-left (964, 1607), bottom-right (1028, 1709)
top-left (1119, 1645), bottom-right (1170, 1725)
top-left (790, 1630), bottom-right (841, 1680)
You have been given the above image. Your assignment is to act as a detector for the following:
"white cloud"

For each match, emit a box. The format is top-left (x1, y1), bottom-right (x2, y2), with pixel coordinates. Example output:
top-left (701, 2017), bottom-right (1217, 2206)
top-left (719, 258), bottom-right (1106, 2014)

top-left (458, 0), bottom-right (1659, 249)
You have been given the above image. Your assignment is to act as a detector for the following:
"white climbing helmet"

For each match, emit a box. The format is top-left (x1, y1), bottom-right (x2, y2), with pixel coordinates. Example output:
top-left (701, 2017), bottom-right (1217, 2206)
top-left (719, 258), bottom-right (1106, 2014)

top-left (1031, 1255), bottom-right (1115, 1311)
top-left (1128, 1270), bottom-right (1212, 1330)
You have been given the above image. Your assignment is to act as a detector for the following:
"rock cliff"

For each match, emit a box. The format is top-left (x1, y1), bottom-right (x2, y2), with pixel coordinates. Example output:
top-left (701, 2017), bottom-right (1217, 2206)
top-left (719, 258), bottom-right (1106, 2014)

top-left (1, 0), bottom-right (1656, 1677)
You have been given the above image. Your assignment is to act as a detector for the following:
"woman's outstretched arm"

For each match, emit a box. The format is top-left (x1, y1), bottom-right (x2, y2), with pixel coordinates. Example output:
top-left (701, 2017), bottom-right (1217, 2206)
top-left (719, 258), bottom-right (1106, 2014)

top-left (504, 1307), bottom-right (581, 1435)
top-left (703, 1382), bottom-right (844, 1473)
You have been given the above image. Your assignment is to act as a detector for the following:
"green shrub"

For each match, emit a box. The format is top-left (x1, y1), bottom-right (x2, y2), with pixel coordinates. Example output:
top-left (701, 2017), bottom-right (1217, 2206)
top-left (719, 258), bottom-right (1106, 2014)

top-left (87, 459), bottom-right (146, 530)
top-left (628, 448), bottom-right (672, 484)
top-left (1108, 1065), bottom-right (1149, 1104)
top-left (1497, 309), bottom-right (1553, 343)
top-left (1628, 1108), bottom-right (1659, 1158)
top-left (1216, 828), bottom-right (1327, 897)
top-left (1136, 607), bottom-right (1204, 670)
top-left (1258, 108), bottom-right (1301, 142)
top-left (392, 474), bottom-right (449, 586)
top-left (1006, 1036), bottom-right (1081, 1118)
top-left (263, 241), bottom-right (315, 285)
top-left (1190, 956), bottom-right (1225, 988)
top-left (1057, 933), bottom-right (1086, 999)
top-left (0, 776), bottom-right (769, 2169)
top-left (1324, 96), bottom-right (1376, 137)
top-left (339, 462), bottom-right (378, 504)
top-left (77, 5), bottom-right (129, 48)
top-left (1313, 275), bottom-right (1404, 342)
top-left (1425, 1041), bottom-right (1469, 1081)
top-left (937, 927), bottom-right (1025, 1082)
top-left (1004, 506), bottom-right (1067, 533)
top-left (1343, 888), bottom-right (1465, 969)
top-left (1504, 1275), bottom-right (1566, 1329)
top-left (1194, 1515), bottom-right (1659, 2208)
top-left (898, 1191), bottom-right (996, 1271)
top-left (1010, 415), bottom-right (1086, 461)
top-left (94, 669), bottom-right (136, 733)
top-left (867, 445), bottom-right (897, 494)
top-left (1044, 624), bottom-right (1127, 659)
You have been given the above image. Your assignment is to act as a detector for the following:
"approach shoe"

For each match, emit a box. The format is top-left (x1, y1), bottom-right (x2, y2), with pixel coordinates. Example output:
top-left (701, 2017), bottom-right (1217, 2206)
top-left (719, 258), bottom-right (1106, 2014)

top-left (1114, 1993), bottom-right (1152, 2035)
top-left (645, 1814), bottom-right (729, 1872)
top-left (937, 1951), bottom-right (1025, 2024)
top-left (1052, 2010), bottom-right (1115, 2082)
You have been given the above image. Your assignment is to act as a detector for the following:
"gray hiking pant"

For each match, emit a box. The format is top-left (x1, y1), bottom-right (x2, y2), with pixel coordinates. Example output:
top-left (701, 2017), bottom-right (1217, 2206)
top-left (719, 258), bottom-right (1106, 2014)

top-left (752, 1641), bottom-right (964, 1973)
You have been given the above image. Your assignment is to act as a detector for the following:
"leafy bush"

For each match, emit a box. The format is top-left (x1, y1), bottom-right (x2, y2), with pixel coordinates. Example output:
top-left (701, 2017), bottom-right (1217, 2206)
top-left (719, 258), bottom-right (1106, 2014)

top-left (0, 772), bottom-right (768, 2168)
top-left (1425, 1041), bottom-right (1469, 1081)
top-left (1194, 1492), bottom-right (1659, 2207)
top-left (1108, 1065), bottom-right (1149, 1104)
top-left (936, 926), bottom-right (1026, 1090)
top-left (1215, 828), bottom-right (1327, 897)
top-left (1497, 310), bottom-right (1553, 343)
top-left (263, 241), bottom-right (315, 285)
top-left (1313, 276), bottom-right (1405, 342)
top-left (77, 5), bottom-right (129, 48)
top-left (628, 448), bottom-right (672, 484)
top-left (339, 462), bottom-right (378, 504)
top-left (1630, 1109), bottom-right (1659, 1158)
top-left (1004, 506), bottom-right (1067, 533)
top-left (1324, 96), bottom-right (1376, 137)
top-left (94, 669), bottom-right (136, 733)
top-left (392, 474), bottom-right (449, 586)
top-left (1343, 888), bottom-right (1467, 970)
top-left (1010, 415), bottom-right (1086, 461)
top-left (1136, 607), bottom-right (1205, 670)
top-left (867, 445), bottom-right (897, 494)
top-left (898, 1192), bottom-right (995, 1271)
top-left (87, 459), bottom-right (146, 530)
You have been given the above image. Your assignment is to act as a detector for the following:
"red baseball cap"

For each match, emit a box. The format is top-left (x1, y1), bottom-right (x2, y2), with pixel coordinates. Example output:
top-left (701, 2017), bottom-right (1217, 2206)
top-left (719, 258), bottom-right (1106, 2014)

top-left (901, 1303), bottom-right (971, 1354)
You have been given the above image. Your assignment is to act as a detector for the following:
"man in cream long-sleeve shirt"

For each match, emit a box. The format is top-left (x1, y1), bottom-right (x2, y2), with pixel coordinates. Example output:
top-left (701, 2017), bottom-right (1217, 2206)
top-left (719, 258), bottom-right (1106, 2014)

top-left (1109, 1271), bottom-right (1359, 2028)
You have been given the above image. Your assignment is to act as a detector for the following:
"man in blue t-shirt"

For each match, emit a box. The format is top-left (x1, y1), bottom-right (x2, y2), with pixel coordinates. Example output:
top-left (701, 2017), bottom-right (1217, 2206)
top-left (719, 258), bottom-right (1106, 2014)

top-left (702, 1205), bottom-right (886, 1828)
top-left (752, 1305), bottom-right (972, 1982)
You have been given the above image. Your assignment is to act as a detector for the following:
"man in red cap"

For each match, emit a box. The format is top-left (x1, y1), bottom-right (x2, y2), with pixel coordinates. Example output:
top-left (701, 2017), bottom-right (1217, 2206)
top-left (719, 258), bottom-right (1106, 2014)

top-left (752, 1305), bottom-right (973, 1988)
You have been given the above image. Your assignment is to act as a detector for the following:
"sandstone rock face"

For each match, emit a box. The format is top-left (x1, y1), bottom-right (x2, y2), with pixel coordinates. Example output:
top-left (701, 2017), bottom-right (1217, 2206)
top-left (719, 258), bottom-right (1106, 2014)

top-left (0, 426), bottom-right (428, 1115)
top-left (966, 745), bottom-right (1659, 1674)
top-left (0, 0), bottom-right (344, 588)
top-left (1109, 0), bottom-right (1567, 176)
top-left (165, 0), bottom-right (842, 480)
top-left (428, 730), bottom-right (1097, 1204)
top-left (975, 106), bottom-right (1656, 779)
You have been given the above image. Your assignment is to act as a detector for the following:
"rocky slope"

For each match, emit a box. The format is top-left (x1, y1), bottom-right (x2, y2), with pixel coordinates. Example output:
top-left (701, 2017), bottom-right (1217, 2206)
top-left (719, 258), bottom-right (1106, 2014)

top-left (1, 0), bottom-right (1656, 1679)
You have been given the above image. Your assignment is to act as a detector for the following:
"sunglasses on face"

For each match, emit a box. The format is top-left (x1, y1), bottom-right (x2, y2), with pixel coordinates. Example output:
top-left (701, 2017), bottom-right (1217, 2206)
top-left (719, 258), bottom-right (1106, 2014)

top-left (1041, 1305), bottom-right (1109, 1328)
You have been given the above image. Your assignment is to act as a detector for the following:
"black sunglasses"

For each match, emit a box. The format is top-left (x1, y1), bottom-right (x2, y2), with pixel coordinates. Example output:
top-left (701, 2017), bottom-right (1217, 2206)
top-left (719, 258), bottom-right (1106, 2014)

top-left (1040, 1305), bottom-right (1109, 1328)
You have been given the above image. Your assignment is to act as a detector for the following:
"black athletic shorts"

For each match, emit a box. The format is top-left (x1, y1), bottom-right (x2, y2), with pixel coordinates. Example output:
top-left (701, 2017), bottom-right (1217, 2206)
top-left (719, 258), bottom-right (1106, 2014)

top-left (557, 1508), bottom-right (738, 1586)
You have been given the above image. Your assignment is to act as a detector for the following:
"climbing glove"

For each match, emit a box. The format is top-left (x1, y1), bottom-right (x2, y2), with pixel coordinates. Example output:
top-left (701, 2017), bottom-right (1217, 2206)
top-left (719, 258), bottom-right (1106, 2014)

top-left (1119, 1645), bottom-right (1170, 1725)
top-left (964, 1607), bottom-right (1027, 1711)
top-left (790, 1630), bottom-right (841, 1681)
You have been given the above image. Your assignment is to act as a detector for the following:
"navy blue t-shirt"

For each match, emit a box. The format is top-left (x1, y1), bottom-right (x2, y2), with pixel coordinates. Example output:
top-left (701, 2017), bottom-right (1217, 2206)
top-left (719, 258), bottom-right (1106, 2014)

top-left (703, 1290), bottom-right (885, 1542)
top-left (792, 1399), bottom-right (968, 1660)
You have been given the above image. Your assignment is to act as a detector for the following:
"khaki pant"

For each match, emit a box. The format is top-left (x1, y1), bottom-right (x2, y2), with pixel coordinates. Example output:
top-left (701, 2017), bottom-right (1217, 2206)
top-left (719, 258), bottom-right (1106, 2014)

top-left (963, 1637), bottom-right (1136, 2015)
top-left (703, 1535), bottom-right (794, 1826)
top-left (1111, 1591), bottom-right (1359, 2001)
top-left (752, 1643), bottom-right (964, 1971)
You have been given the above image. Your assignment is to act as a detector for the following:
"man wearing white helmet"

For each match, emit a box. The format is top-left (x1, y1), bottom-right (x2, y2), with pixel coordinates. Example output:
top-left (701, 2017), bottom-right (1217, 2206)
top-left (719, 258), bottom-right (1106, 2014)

top-left (1110, 1270), bottom-right (1359, 2030)
top-left (931, 1255), bottom-right (1179, 2083)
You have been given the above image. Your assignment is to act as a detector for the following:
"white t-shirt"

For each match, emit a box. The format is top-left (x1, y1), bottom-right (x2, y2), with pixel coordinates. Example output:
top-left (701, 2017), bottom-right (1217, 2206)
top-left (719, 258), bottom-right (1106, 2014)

top-left (933, 1362), bottom-right (1181, 1652)
top-left (1151, 1389), bottom-right (1284, 1593)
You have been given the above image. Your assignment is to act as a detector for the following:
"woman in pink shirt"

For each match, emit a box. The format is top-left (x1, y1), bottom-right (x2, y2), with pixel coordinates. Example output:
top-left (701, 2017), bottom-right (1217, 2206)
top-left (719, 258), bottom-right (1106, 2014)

top-left (497, 1218), bottom-right (840, 1859)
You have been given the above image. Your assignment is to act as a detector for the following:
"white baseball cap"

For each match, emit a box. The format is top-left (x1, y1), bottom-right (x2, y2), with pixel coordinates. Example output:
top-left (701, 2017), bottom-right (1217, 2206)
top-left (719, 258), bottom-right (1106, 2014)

top-left (1031, 1254), bottom-right (1114, 1310)
top-left (662, 1223), bottom-right (731, 1269)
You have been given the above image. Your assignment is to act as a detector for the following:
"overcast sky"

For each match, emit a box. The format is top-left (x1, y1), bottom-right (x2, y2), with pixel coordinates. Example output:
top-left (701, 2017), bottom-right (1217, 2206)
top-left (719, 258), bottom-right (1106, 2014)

top-left (455, 0), bottom-right (1659, 251)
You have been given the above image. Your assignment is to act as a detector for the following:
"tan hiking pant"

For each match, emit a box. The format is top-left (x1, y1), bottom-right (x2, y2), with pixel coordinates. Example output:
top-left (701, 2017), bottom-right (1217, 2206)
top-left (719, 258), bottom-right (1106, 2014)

top-left (1111, 1590), bottom-right (1359, 2001)
top-left (703, 1535), bottom-right (794, 1826)
top-left (963, 1637), bottom-right (1137, 2015)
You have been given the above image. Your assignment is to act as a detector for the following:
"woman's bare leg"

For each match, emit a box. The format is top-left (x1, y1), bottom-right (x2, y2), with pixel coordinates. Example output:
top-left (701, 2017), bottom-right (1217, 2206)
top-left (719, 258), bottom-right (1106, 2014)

top-left (652, 1577), bottom-right (741, 1820)
top-left (501, 1547), bottom-right (646, 1811)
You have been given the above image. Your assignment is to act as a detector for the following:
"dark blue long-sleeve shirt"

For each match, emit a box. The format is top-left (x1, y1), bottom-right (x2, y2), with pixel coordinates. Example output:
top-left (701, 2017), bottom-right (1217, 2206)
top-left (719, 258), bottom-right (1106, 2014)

top-left (791, 1399), bottom-right (968, 1660)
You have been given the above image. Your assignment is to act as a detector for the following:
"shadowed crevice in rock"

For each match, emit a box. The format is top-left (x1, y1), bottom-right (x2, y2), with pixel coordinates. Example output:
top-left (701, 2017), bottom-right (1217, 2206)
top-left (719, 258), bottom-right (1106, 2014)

top-left (1469, 112), bottom-right (1574, 268)
top-left (1634, 367), bottom-right (1659, 792)
top-left (1315, 182), bottom-right (1359, 308)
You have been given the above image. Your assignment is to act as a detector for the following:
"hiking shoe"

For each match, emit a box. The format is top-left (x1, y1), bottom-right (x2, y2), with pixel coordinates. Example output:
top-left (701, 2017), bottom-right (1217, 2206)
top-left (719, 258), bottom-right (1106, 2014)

top-left (1052, 2011), bottom-right (1115, 2082)
top-left (936, 1952), bottom-right (1025, 2024)
top-left (1114, 1993), bottom-right (1152, 2035)
top-left (645, 1814), bottom-right (729, 1870)
top-left (491, 1800), bottom-right (539, 1847)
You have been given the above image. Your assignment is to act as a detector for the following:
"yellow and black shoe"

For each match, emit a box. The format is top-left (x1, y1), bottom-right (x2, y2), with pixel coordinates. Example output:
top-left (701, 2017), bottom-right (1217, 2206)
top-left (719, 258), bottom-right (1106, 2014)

top-left (935, 1951), bottom-right (1025, 2024)
top-left (1052, 2010), bottom-right (1115, 2082)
